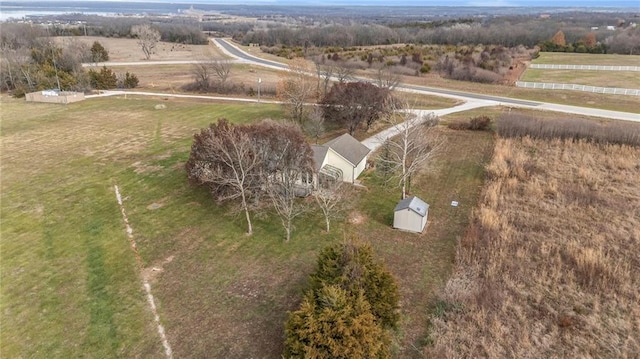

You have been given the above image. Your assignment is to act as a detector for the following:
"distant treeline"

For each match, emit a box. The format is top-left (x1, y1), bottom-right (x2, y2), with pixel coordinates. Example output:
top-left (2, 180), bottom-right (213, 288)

top-left (238, 12), bottom-right (639, 54)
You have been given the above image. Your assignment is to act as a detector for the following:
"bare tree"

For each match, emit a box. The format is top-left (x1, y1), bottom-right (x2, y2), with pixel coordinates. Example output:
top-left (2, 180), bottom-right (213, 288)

top-left (211, 60), bottom-right (232, 90)
top-left (131, 24), bottom-right (161, 60)
top-left (303, 108), bottom-right (325, 144)
top-left (377, 102), bottom-right (445, 199)
top-left (277, 58), bottom-right (317, 123)
top-left (191, 61), bottom-right (212, 90)
top-left (185, 119), bottom-right (262, 235)
top-left (321, 82), bottom-right (393, 135)
top-left (255, 121), bottom-right (315, 242)
top-left (373, 64), bottom-right (401, 90)
top-left (314, 181), bottom-right (344, 233)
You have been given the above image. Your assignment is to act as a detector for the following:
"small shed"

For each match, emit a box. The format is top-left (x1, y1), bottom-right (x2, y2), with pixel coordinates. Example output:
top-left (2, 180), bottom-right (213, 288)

top-left (393, 196), bottom-right (429, 233)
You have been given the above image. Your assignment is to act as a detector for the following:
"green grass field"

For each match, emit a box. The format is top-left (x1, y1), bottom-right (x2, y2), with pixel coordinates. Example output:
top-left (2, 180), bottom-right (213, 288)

top-left (1, 95), bottom-right (493, 357)
top-left (532, 52), bottom-right (640, 66)
top-left (521, 68), bottom-right (640, 89)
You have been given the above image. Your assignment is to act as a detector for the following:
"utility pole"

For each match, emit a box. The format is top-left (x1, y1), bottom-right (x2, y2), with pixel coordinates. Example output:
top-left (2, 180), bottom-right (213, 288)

top-left (257, 77), bottom-right (262, 103)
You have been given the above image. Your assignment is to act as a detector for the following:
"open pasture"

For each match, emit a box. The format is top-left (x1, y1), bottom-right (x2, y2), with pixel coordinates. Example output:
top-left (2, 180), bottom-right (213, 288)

top-left (532, 52), bottom-right (640, 66)
top-left (521, 68), bottom-right (640, 89)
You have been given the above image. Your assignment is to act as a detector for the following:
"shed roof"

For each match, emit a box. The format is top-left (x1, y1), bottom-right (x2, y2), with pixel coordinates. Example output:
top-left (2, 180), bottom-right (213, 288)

top-left (324, 133), bottom-right (370, 166)
top-left (394, 196), bottom-right (429, 217)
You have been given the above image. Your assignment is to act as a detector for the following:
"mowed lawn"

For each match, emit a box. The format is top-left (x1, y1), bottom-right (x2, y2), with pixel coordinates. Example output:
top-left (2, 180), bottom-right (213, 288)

top-left (1, 95), bottom-right (493, 357)
top-left (521, 68), bottom-right (640, 89)
top-left (532, 52), bottom-right (640, 66)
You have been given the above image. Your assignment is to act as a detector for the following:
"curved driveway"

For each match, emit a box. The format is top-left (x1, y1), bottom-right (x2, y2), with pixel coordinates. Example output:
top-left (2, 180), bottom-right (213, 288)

top-left (212, 38), bottom-right (639, 123)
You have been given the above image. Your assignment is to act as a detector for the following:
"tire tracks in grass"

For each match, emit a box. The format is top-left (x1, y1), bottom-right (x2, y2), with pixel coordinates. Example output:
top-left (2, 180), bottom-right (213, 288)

top-left (114, 184), bottom-right (173, 359)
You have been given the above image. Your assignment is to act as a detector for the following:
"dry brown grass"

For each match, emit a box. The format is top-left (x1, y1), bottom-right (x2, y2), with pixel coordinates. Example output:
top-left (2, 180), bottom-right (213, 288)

top-left (426, 136), bottom-right (640, 358)
top-left (55, 36), bottom-right (225, 62)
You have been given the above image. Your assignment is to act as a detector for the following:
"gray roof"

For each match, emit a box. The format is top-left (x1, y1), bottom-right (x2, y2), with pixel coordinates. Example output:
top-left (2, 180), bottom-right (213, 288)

top-left (394, 196), bottom-right (429, 217)
top-left (324, 133), bottom-right (370, 166)
top-left (311, 145), bottom-right (328, 171)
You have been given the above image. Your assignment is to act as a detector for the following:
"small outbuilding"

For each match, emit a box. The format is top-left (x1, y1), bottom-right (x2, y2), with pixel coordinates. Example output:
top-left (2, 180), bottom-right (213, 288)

top-left (393, 196), bottom-right (429, 233)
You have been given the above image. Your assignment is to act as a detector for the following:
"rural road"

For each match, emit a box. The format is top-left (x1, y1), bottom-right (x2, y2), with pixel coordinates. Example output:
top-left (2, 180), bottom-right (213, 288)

top-left (212, 38), bottom-right (639, 123)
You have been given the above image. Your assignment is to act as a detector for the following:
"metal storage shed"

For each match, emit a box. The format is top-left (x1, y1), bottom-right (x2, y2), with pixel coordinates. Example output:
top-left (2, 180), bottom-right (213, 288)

top-left (393, 196), bottom-right (429, 233)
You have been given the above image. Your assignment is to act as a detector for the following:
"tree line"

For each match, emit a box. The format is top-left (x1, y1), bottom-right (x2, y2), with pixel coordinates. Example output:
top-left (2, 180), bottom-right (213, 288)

top-left (238, 13), bottom-right (639, 54)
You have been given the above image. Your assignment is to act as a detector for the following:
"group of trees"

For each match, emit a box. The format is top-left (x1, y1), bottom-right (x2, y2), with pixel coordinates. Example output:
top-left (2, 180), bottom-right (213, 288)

top-left (185, 119), bottom-right (317, 241)
top-left (0, 23), bottom-right (138, 95)
top-left (274, 59), bottom-right (397, 136)
top-left (238, 12), bottom-right (639, 54)
top-left (284, 241), bottom-right (400, 358)
top-left (539, 30), bottom-right (607, 54)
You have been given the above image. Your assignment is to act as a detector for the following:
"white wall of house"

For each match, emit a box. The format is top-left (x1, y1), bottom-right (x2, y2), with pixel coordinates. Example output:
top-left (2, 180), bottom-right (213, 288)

top-left (394, 209), bottom-right (427, 233)
top-left (326, 148), bottom-right (357, 183)
top-left (353, 156), bottom-right (367, 182)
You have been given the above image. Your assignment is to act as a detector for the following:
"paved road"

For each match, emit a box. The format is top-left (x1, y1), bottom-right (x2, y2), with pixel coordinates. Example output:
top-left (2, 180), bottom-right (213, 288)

top-left (212, 38), bottom-right (639, 123)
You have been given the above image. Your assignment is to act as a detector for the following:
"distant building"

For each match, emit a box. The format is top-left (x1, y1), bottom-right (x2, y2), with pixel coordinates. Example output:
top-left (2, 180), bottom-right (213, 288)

top-left (25, 89), bottom-right (85, 104)
top-left (393, 196), bottom-right (429, 233)
top-left (591, 26), bottom-right (599, 30)
top-left (607, 26), bottom-right (616, 30)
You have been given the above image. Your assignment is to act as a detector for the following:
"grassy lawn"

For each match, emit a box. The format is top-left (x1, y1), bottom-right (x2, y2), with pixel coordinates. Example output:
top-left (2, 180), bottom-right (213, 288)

top-left (355, 128), bottom-right (494, 357)
top-left (521, 68), bottom-right (640, 89)
top-left (532, 52), bottom-right (640, 66)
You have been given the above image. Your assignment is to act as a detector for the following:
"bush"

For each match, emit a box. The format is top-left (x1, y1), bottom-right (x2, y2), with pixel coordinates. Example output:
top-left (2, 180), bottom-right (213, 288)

top-left (284, 285), bottom-right (390, 359)
top-left (90, 41), bottom-right (109, 62)
top-left (120, 71), bottom-right (139, 89)
top-left (309, 242), bottom-right (400, 329)
top-left (89, 66), bottom-right (117, 90)
top-left (496, 114), bottom-right (640, 146)
top-left (448, 115), bottom-right (492, 131)
top-left (284, 241), bottom-right (399, 358)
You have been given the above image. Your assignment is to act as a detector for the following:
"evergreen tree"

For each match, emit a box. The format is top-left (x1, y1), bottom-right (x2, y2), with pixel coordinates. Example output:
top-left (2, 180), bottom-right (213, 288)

top-left (89, 66), bottom-right (117, 89)
top-left (310, 242), bottom-right (400, 329)
top-left (90, 41), bottom-right (109, 62)
top-left (284, 285), bottom-right (390, 359)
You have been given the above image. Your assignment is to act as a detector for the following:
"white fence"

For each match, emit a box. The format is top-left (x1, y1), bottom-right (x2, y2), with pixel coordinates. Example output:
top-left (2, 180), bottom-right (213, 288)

top-left (530, 64), bottom-right (640, 71)
top-left (516, 81), bottom-right (640, 96)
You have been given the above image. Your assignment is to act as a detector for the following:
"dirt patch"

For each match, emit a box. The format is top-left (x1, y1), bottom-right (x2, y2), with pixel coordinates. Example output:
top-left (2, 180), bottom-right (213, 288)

top-left (348, 211), bottom-right (366, 224)
top-left (142, 255), bottom-right (175, 283)
top-left (502, 57), bottom-right (530, 85)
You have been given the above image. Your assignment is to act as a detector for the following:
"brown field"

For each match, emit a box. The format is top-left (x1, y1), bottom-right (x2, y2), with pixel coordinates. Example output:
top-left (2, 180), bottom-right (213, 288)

top-left (425, 136), bottom-right (640, 357)
top-left (55, 36), bottom-right (227, 62)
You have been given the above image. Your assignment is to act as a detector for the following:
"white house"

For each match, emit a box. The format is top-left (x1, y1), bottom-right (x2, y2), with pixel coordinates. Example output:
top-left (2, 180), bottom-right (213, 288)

top-left (393, 196), bottom-right (429, 233)
top-left (312, 133), bottom-right (370, 184)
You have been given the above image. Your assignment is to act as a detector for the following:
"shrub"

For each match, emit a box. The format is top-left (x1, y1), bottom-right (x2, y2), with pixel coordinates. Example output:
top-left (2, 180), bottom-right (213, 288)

top-left (309, 242), bottom-right (400, 329)
top-left (448, 115), bottom-right (492, 131)
top-left (284, 285), bottom-right (390, 359)
top-left (90, 41), bottom-right (109, 62)
top-left (89, 66), bottom-right (117, 90)
top-left (121, 72), bottom-right (139, 88)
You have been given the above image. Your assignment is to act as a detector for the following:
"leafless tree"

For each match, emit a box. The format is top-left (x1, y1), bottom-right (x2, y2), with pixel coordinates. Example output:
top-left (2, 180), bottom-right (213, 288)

top-left (373, 64), bottom-right (401, 90)
top-left (277, 58), bottom-right (317, 123)
top-left (131, 24), bottom-right (161, 60)
top-left (255, 121), bottom-right (315, 241)
top-left (321, 82), bottom-right (393, 135)
top-left (303, 108), bottom-right (325, 144)
top-left (314, 181), bottom-right (344, 233)
top-left (191, 61), bottom-right (212, 90)
top-left (185, 120), bottom-right (262, 235)
top-left (377, 102), bottom-right (445, 199)
top-left (211, 60), bottom-right (232, 90)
